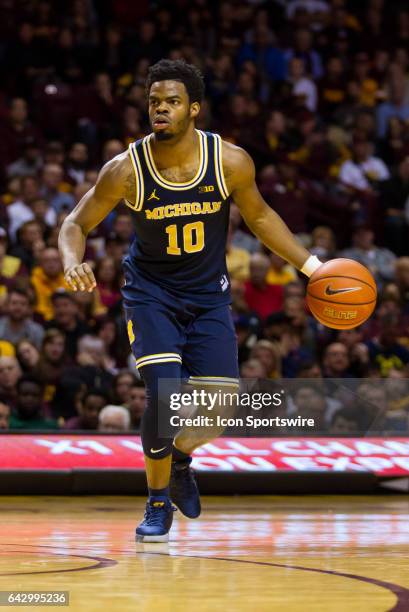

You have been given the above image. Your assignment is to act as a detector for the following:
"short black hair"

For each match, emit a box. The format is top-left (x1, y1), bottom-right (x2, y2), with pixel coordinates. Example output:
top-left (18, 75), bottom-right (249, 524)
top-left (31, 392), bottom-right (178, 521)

top-left (17, 374), bottom-right (44, 393)
top-left (146, 59), bottom-right (205, 103)
top-left (8, 287), bottom-right (30, 302)
top-left (83, 388), bottom-right (108, 404)
top-left (51, 290), bottom-right (76, 304)
top-left (132, 379), bottom-right (145, 389)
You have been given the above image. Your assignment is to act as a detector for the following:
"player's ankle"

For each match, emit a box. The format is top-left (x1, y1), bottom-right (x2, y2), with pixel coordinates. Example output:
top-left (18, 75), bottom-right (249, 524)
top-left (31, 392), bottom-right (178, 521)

top-left (148, 486), bottom-right (170, 498)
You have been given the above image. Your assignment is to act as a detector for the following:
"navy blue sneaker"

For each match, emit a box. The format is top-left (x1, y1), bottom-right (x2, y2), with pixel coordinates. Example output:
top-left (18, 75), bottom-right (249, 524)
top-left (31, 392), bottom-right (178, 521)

top-left (135, 497), bottom-right (176, 542)
top-left (170, 458), bottom-right (201, 519)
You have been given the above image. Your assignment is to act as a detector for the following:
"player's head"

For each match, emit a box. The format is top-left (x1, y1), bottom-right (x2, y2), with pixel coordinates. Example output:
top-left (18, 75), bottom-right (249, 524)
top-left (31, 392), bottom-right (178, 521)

top-left (146, 59), bottom-right (205, 140)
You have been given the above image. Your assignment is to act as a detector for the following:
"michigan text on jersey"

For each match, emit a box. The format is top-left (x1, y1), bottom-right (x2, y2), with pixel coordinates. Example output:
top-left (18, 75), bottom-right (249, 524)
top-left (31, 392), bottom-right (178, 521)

top-left (144, 201), bottom-right (222, 220)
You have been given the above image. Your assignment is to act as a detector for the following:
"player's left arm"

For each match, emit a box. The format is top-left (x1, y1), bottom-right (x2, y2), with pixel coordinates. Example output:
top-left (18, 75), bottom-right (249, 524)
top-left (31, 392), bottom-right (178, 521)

top-left (222, 141), bottom-right (320, 276)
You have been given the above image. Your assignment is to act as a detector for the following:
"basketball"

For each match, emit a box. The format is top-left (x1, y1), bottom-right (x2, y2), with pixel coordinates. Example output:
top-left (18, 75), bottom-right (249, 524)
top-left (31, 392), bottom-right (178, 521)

top-left (306, 258), bottom-right (377, 330)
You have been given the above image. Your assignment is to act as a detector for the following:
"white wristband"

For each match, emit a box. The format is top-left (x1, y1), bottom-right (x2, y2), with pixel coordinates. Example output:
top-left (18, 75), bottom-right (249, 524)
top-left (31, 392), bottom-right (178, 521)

top-left (300, 255), bottom-right (322, 278)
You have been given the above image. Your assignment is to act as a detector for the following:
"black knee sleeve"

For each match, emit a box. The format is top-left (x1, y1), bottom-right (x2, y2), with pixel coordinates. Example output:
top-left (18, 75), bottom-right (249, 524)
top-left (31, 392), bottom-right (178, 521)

top-left (139, 362), bottom-right (182, 459)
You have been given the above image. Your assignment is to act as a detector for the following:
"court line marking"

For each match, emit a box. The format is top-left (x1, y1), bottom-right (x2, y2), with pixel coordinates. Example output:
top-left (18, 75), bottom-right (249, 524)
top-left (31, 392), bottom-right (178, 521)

top-left (135, 551), bottom-right (409, 612)
top-left (0, 547), bottom-right (117, 576)
top-left (4, 542), bottom-right (408, 611)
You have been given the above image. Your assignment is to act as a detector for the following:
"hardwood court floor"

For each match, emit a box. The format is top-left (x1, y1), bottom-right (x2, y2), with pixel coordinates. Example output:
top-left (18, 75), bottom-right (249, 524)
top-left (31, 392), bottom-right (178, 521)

top-left (0, 495), bottom-right (408, 612)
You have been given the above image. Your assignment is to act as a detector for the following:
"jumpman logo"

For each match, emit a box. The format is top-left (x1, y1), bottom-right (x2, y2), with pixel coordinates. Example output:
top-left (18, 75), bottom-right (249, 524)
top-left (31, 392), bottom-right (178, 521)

top-left (148, 189), bottom-right (160, 201)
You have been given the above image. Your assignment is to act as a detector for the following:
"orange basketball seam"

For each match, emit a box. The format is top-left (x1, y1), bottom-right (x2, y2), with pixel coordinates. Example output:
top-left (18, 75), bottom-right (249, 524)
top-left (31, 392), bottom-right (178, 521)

top-left (306, 293), bottom-right (376, 306)
top-left (308, 274), bottom-right (376, 291)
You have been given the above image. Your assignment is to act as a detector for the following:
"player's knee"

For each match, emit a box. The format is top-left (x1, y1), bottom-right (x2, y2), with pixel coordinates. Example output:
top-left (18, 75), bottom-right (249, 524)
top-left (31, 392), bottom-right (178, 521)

top-left (142, 438), bottom-right (173, 459)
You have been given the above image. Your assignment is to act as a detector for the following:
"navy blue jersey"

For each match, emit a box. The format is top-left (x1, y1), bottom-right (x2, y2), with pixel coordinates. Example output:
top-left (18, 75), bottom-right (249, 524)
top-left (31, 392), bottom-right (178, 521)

top-left (122, 130), bottom-right (231, 307)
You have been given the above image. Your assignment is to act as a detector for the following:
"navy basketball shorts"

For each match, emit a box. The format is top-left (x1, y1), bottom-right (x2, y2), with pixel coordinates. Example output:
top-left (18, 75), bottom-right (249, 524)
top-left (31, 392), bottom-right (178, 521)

top-left (124, 297), bottom-right (239, 384)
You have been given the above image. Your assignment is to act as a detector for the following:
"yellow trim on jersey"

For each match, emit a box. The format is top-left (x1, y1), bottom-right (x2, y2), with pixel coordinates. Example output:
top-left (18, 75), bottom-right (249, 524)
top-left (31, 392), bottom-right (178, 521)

top-left (135, 352), bottom-right (182, 369)
top-left (214, 134), bottom-right (229, 200)
top-left (125, 142), bottom-right (145, 211)
top-left (142, 130), bottom-right (208, 190)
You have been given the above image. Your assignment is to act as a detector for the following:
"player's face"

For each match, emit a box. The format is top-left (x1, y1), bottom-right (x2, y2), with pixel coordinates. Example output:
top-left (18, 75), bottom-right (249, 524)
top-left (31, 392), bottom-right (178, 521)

top-left (148, 80), bottom-right (199, 140)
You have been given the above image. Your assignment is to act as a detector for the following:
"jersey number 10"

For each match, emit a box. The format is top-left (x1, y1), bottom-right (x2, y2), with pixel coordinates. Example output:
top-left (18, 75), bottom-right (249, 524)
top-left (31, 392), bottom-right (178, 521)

top-left (165, 221), bottom-right (205, 255)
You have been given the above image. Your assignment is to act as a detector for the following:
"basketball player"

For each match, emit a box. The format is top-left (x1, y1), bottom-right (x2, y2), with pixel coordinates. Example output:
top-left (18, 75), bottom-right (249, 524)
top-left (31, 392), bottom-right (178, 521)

top-left (58, 60), bottom-right (322, 542)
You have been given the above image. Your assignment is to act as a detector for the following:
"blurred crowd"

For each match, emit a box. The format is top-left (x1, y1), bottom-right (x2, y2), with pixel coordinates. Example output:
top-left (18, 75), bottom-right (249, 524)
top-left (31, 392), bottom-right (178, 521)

top-left (0, 0), bottom-right (409, 433)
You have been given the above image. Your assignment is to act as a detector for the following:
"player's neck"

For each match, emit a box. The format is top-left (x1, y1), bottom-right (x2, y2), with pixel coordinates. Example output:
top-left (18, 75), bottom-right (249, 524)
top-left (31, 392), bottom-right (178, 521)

top-left (150, 123), bottom-right (198, 164)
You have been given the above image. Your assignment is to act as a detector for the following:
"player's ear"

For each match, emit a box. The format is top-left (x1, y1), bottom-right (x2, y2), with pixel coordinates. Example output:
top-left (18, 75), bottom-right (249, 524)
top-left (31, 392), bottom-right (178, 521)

top-left (190, 102), bottom-right (200, 119)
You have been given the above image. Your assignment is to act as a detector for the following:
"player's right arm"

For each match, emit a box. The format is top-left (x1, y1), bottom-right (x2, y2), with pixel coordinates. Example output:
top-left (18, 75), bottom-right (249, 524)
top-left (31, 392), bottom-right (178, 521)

top-left (58, 152), bottom-right (135, 292)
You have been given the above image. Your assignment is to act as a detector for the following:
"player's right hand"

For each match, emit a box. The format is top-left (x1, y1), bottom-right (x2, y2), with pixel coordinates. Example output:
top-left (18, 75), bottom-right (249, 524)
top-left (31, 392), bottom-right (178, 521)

top-left (64, 263), bottom-right (96, 292)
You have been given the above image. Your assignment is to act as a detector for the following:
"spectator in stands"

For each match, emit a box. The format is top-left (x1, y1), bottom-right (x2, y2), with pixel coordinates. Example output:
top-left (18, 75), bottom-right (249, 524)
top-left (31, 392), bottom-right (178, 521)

top-left (16, 339), bottom-right (40, 372)
top-left (356, 382), bottom-right (405, 432)
top-left (266, 252), bottom-right (297, 286)
top-left (66, 143), bottom-right (89, 185)
top-left (63, 388), bottom-right (108, 430)
top-left (105, 231), bottom-right (129, 265)
top-left (350, 52), bottom-right (379, 108)
top-left (249, 340), bottom-right (282, 378)
top-left (284, 28), bottom-right (323, 80)
top-left (318, 56), bottom-right (347, 117)
top-left (338, 137), bottom-right (390, 194)
top-left (94, 256), bottom-right (122, 310)
top-left (310, 226), bottom-right (336, 261)
top-left (0, 401), bottom-right (10, 430)
top-left (329, 407), bottom-right (367, 435)
top-left (112, 370), bottom-right (137, 405)
top-left (238, 24), bottom-right (286, 83)
top-left (46, 290), bottom-right (90, 358)
top-left (98, 404), bottom-right (131, 432)
top-left (259, 153), bottom-right (335, 234)
top-left (366, 316), bottom-right (409, 376)
top-left (9, 220), bottom-right (44, 271)
top-left (376, 75), bottom-right (409, 139)
top-left (7, 176), bottom-right (56, 241)
top-left (289, 383), bottom-right (329, 432)
top-left (0, 356), bottom-right (22, 408)
top-left (112, 212), bottom-right (134, 245)
top-left (33, 329), bottom-right (69, 392)
top-left (0, 228), bottom-right (25, 300)
top-left (40, 163), bottom-right (75, 214)
top-left (7, 136), bottom-right (42, 179)
top-left (0, 98), bottom-right (42, 169)
top-left (240, 359), bottom-right (268, 378)
top-left (244, 253), bottom-right (284, 320)
top-left (287, 56), bottom-right (318, 112)
top-left (31, 248), bottom-right (68, 320)
top-left (280, 326), bottom-right (312, 378)
top-left (9, 375), bottom-right (58, 430)
top-left (296, 360), bottom-right (322, 378)
top-left (102, 139), bottom-right (125, 163)
top-left (0, 287), bottom-right (43, 348)
top-left (337, 327), bottom-right (370, 377)
top-left (60, 335), bottom-right (114, 393)
top-left (341, 226), bottom-right (396, 287)
top-left (322, 342), bottom-right (352, 378)
top-left (127, 381), bottom-right (146, 430)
